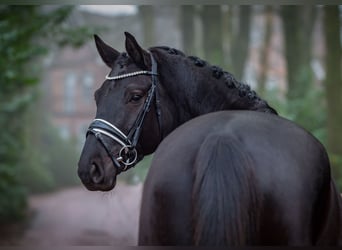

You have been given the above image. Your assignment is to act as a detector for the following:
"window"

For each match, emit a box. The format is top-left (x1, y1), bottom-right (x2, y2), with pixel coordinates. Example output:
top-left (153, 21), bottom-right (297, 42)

top-left (82, 72), bottom-right (94, 105)
top-left (64, 72), bottom-right (76, 113)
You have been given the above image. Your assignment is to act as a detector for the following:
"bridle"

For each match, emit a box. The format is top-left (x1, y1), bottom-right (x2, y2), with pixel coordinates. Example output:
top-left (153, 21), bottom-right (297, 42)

top-left (86, 52), bottom-right (162, 174)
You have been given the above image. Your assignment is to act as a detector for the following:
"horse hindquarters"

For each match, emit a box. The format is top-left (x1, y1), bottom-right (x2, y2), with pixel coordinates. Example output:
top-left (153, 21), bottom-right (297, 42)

top-left (315, 180), bottom-right (342, 245)
top-left (138, 146), bottom-right (194, 245)
top-left (192, 134), bottom-right (261, 245)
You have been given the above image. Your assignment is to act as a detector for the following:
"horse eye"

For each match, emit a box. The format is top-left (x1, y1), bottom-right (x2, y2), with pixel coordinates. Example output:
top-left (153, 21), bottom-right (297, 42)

top-left (130, 94), bottom-right (143, 103)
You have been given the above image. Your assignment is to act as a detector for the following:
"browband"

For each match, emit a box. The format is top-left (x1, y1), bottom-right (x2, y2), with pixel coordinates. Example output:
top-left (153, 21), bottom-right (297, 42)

top-left (105, 71), bottom-right (157, 80)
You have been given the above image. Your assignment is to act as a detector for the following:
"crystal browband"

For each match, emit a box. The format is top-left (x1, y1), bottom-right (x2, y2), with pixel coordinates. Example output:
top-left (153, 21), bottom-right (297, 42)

top-left (106, 71), bottom-right (157, 80)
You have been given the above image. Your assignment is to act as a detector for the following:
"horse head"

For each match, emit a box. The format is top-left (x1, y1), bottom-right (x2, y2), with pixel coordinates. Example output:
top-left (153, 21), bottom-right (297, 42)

top-left (78, 32), bottom-right (173, 191)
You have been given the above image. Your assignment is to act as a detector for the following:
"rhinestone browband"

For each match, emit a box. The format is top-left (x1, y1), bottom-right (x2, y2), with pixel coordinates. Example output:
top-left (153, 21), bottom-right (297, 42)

top-left (105, 71), bottom-right (157, 80)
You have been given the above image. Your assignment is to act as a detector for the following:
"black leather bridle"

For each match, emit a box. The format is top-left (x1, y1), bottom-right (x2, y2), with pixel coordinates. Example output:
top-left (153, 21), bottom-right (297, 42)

top-left (86, 52), bottom-right (162, 174)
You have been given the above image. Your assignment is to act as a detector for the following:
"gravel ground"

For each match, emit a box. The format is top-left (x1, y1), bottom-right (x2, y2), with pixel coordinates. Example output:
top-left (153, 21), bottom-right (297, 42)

top-left (9, 182), bottom-right (142, 246)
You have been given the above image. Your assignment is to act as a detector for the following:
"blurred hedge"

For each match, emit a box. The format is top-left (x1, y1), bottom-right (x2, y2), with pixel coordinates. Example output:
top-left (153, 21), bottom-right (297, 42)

top-left (18, 95), bottom-right (81, 194)
top-left (0, 6), bottom-right (94, 224)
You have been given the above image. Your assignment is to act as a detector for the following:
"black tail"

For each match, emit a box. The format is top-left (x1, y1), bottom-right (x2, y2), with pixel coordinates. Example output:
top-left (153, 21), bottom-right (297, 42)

top-left (192, 134), bottom-right (261, 245)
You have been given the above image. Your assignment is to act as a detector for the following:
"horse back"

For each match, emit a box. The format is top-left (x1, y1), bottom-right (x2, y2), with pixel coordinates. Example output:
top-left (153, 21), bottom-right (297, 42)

top-left (139, 111), bottom-right (342, 245)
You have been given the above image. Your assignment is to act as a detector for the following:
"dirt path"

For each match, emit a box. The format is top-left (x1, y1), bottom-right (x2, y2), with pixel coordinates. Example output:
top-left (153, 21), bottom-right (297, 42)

top-left (17, 182), bottom-right (142, 246)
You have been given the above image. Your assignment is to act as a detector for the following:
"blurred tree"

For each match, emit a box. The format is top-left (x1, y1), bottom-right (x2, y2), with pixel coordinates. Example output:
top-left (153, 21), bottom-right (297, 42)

top-left (138, 6), bottom-right (155, 47)
top-left (281, 6), bottom-right (316, 100)
top-left (229, 6), bottom-right (252, 80)
top-left (222, 6), bottom-right (233, 69)
top-left (280, 6), bottom-right (323, 133)
top-left (323, 5), bottom-right (342, 179)
top-left (257, 6), bottom-right (274, 96)
top-left (0, 6), bottom-right (92, 224)
top-left (201, 5), bottom-right (224, 66)
top-left (180, 5), bottom-right (196, 55)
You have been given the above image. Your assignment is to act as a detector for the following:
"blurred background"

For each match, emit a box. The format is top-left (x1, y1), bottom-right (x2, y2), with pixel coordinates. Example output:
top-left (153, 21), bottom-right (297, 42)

top-left (0, 5), bottom-right (341, 245)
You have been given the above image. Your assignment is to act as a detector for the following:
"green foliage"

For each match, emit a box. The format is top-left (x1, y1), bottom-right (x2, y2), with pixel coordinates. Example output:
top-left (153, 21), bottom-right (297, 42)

top-left (330, 153), bottom-right (342, 188)
top-left (18, 99), bottom-right (81, 193)
top-left (0, 6), bottom-right (92, 223)
top-left (40, 131), bottom-right (81, 190)
top-left (0, 167), bottom-right (27, 223)
top-left (264, 86), bottom-right (326, 142)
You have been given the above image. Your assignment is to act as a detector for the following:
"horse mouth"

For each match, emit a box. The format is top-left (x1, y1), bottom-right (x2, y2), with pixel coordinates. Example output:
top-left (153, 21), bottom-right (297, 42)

top-left (83, 177), bottom-right (117, 192)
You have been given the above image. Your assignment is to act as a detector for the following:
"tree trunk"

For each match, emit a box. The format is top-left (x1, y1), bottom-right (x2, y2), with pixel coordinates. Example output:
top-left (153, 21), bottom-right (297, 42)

top-left (201, 6), bottom-right (223, 66)
top-left (258, 6), bottom-right (273, 96)
top-left (280, 6), bottom-right (316, 100)
top-left (222, 6), bottom-right (233, 70)
top-left (230, 6), bottom-right (252, 80)
top-left (138, 6), bottom-right (155, 47)
top-left (180, 6), bottom-right (196, 55)
top-left (323, 6), bottom-right (342, 158)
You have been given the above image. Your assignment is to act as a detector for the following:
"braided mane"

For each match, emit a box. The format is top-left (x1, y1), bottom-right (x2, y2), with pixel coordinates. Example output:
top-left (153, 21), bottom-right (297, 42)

top-left (152, 46), bottom-right (277, 115)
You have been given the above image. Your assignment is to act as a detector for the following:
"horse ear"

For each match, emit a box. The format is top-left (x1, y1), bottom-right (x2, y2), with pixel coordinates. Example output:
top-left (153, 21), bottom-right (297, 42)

top-left (94, 34), bottom-right (120, 68)
top-left (124, 32), bottom-right (150, 69)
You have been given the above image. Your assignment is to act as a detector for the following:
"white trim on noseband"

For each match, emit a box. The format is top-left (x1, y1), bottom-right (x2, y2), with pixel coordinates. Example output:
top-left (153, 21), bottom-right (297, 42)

top-left (91, 128), bottom-right (127, 147)
top-left (93, 118), bottom-right (128, 140)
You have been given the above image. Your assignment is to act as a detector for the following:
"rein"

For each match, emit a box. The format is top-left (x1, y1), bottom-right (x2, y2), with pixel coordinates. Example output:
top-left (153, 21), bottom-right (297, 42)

top-left (86, 52), bottom-right (161, 174)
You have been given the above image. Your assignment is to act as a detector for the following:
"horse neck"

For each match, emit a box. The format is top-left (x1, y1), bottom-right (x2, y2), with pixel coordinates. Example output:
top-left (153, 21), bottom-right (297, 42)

top-left (154, 49), bottom-right (277, 126)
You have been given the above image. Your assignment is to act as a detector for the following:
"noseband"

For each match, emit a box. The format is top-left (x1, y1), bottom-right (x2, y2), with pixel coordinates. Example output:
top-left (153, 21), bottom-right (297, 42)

top-left (86, 52), bottom-right (161, 174)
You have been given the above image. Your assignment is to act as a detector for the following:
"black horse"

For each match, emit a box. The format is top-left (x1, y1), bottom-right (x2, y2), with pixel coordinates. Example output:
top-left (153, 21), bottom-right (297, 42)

top-left (77, 32), bottom-right (342, 245)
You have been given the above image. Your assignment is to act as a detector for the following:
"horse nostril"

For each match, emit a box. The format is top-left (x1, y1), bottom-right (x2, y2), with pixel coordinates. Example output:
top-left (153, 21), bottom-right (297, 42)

top-left (90, 163), bottom-right (104, 184)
